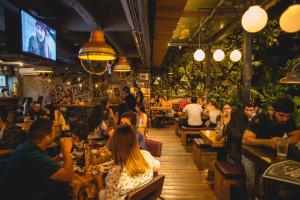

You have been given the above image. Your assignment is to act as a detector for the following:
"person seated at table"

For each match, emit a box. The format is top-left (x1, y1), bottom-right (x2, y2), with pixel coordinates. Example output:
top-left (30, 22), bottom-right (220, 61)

top-left (205, 100), bottom-right (221, 127)
top-left (88, 105), bottom-right (108, 139)
top-left (267, 105), bottom-right (275, 118)
top-left (242, 96), bottom-right (300, 200)
top-left (178, 94), bottom-right (191, 112)
top-left (0, 108), bottom-right (26, 158)
top-left (216, 103), bottom-right (232, 141)
top-left (107, 112), bottom-right (145, 150)
top-left (161, 95), bottom-right (175, 118)
top-left (244, 102), bottom-right (256, 122)
top-left (1, 119), bottom-right (74, 200)
top-left (26, 101), bottom-right (48, 120)
top-left (136, 103), bottom-right (148, 137)
top-left (181, 96), bottom-right (203, 128)
top-left (97, 125), bottom-right (160, 200)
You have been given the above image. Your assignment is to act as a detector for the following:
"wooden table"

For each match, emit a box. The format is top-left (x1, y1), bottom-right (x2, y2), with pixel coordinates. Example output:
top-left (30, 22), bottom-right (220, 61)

top-left (242, 145), bottom-right (300, 199)
top-left (149, 107), bottom-right (172, 127)
top-left (199, 130), bottom-right (224, 148)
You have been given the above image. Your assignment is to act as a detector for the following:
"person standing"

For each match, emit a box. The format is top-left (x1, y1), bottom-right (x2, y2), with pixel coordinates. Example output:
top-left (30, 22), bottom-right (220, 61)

top-left (135, 86), bottom-right (144, 105)
top-left (123, 86), bottom-right (136, 112)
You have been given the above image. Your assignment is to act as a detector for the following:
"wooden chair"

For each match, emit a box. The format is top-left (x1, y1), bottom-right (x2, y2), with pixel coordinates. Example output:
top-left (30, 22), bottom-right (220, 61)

top-left (125, 175), bottom-right (165, 200)
top-left (214, 161), bottom-right (245, 200)
top-left (145, 138), bottom-right (162, 157)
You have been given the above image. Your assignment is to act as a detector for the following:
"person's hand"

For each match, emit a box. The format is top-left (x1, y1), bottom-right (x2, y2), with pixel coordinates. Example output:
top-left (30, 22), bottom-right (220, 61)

top-left (108, 128), bottom-right (114, 137)
top-left (60, 137), bottom-right (73, 155)
top-left (268, 137), bottom-right (281, 149)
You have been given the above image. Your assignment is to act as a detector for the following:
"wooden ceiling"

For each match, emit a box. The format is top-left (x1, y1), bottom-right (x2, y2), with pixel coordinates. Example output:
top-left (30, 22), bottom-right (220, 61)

top-left (152, 0), bottom-right (187, 67)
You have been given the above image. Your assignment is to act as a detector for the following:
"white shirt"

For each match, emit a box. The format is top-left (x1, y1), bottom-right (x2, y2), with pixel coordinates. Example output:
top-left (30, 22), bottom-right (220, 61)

top-left (183, 103), bottom-right (203, 126)
top-left (99, 150), bottom-right (160, 200)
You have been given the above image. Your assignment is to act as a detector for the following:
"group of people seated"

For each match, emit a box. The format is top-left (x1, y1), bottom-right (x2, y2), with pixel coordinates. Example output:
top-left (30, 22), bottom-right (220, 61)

top-left (0, 90), bottom-right (159, 200)
top-left (178, 95), bottom-right (300, 199)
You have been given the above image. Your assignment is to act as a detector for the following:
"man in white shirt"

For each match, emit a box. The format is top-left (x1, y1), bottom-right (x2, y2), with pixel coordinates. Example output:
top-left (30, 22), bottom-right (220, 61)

top-left (182, 96), bottom-right (203, 127)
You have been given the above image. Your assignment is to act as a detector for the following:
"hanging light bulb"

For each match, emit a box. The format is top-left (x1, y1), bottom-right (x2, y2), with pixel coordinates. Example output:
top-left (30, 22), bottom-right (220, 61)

top-left (213, 49), bottom-right (225, 62)
top-left (67, 81), bottom-right (71, 86)
top-left (242, 6), bottom-right (268, 33)
top-left (95, 83), bottom-right (99, 88)
top-left (230, 49), bottom-right (242, 62)
top-left (280, 4), bottom-right (300, 33)
top-left (194, 49), bottom-right (205, 61)
top-left (77, 77), bottom-right (81, 82)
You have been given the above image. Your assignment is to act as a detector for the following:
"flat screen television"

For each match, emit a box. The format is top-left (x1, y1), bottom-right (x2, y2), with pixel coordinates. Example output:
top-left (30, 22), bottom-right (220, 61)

top-left (21, 10), bottom-right (56, 61)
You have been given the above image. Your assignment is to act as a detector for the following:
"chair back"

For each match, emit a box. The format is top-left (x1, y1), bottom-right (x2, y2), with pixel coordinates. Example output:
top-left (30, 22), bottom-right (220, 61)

top-left (144, 138), bottom-right (162, 157)
top-left (125, 175), bottom-right (165, 200)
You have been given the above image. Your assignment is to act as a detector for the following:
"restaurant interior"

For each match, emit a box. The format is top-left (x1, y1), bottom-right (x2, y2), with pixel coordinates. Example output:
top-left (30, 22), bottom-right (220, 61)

top-left (0, 0), bottom-right (300, 199)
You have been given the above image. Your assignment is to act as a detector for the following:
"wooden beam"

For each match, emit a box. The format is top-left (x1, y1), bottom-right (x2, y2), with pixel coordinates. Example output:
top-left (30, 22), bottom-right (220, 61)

top-left (181, 9), bottom-right (241, 18)
top-left (242, 31), bottom-right (251, 106)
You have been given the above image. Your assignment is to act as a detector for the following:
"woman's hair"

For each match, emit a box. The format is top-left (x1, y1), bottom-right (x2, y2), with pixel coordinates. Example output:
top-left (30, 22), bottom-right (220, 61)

top-left (100, 98), bottom-right (109, 110)
top-left (136, 103), bottom-right (146, 113)
top-left (88, 105), bottom-right (104, 133)
top-left (112, 125), bottom-right (149, 177)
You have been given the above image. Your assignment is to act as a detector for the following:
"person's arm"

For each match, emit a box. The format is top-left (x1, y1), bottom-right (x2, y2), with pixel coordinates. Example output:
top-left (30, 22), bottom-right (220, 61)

top-left (142, 113), bottom-right (148, 128)
top-left (287, 130), bottom-right (300, 145)
top-left (242, 130), bottom-right (279, 149)
top-left (0, 149), bottom-right (14, 156)
top-left (50, 138), bottom-right (73, 182)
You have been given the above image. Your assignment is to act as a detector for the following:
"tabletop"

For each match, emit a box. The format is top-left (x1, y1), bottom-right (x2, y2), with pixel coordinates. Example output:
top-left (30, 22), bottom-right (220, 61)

top-left (199, 130), bottom-right (224, 148)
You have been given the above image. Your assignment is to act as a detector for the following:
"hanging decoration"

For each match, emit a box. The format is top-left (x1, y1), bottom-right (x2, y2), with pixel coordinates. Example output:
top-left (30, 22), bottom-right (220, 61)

top-left (280, 4), bottom-right (300, 33)
top-left (113, 56), bottom-right (132, 80)
top-left (242, 6), bottom-right (268, 33)
top-left (213, 49), bottom-right (225, 62)
top-left (230, 49), bottom-right (242, 62)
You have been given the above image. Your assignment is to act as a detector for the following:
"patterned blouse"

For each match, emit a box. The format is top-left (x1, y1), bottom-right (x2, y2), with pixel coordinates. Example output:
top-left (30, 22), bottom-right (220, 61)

top-left (99, 150), bottom-right (160, 200)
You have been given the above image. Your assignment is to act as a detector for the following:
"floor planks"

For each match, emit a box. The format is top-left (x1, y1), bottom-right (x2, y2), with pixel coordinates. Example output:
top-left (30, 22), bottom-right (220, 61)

top-left (147, 126), bottom-right (216, 200)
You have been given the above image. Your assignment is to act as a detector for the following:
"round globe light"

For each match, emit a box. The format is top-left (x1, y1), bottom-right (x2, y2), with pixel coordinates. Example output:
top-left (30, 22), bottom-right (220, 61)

top-left (213, 49), bottom-right (225, 62)
top-left (280, 4), bottom-right (300, 33)
top-left (193, 49), bottom-right (205, 61)
top-left (230, 49), bottom-right (242, 62)
top-left (241, 6), bottom-right (268, 33)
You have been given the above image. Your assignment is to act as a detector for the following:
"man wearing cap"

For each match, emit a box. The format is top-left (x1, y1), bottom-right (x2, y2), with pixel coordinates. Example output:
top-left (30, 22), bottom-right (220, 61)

top-left (242, 96), bottom-right (300, 199)
top-left (28, 21), bottom-right (51, 59)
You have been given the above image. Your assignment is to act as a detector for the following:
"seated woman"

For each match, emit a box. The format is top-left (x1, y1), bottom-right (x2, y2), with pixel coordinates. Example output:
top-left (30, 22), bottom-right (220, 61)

top-left (87, 105), bottom-right (108, 139)
top-left (136, 103), bottom-right (148, 137)
top-left (205, 100), bottom-right (221, 127)
top-left (161, 95), bottom-right (175, 118)
top-left (97, 125), bottom-right (160, 200)
top-left (54, 106), bottom-right (70, 136)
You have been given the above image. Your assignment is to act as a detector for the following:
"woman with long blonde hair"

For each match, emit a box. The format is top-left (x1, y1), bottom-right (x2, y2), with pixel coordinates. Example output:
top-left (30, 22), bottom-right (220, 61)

top-left (98, 125), bottom-right (160, 200)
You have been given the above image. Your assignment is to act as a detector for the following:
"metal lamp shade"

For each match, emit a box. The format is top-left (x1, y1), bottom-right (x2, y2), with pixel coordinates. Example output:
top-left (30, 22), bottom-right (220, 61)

top-left (280, 63), bottom-right (300, 84)
top-left (78, 30), bottom-right (116, 61)
top-left (113, 57), bottom-right (131, 72)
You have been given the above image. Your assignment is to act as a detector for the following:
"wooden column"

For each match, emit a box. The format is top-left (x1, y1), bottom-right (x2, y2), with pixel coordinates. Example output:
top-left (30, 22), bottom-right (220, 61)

top-left (205, 45), bottom-right (211, 97)
top-left (242, 31), bottom-right (251, 106)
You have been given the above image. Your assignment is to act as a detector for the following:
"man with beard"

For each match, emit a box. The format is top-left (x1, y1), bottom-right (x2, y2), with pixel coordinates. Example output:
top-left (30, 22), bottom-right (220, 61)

top-left (242, 96), bottom-right (300, 199)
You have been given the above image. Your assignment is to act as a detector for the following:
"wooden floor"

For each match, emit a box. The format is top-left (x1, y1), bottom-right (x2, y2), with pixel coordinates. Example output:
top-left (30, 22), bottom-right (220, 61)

top-left (147, 126), bottom-right (216, 200)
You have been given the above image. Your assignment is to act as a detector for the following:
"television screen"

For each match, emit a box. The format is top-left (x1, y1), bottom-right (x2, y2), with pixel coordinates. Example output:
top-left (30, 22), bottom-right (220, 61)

top-left (21, 10), bottom-right (56, 60)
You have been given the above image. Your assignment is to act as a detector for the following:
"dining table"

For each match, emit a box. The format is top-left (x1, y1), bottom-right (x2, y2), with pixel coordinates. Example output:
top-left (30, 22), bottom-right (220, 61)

top-left (242, 144), bottom-right (300, 199)
top-left (199, 129), bottom-right (224, 148)
top-left (149, 106), bottom-right (172, 127)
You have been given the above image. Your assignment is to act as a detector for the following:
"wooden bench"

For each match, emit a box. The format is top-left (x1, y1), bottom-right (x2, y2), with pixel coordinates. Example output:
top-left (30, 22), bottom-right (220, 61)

top-left (214, 161), bottom-right (245, 200)
top-left (180, 126), bottom-right (202, 146)
top-left (192, 138), bottom-right (218, 171)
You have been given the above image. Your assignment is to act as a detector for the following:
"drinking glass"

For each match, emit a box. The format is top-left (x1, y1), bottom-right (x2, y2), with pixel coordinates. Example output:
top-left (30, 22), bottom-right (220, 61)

top-left (277, 138), bottom-right (289, 158)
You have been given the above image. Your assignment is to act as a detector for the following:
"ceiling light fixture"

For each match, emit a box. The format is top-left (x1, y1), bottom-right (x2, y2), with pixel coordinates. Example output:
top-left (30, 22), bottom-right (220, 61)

top-left (113, 56), bottom-right (132, 80)
top-left (78, 30), bottom-right (116, 76)
top-left (194, 10), bottom-right (205, 62)
top-left (242, 6), bottom-right (268, 33)
top-left (230, 49), bottom-right (242, 62)
top-left (280, 4), bottom-right (300, 33)
top-left (280, 63), bottom-right (300, 84)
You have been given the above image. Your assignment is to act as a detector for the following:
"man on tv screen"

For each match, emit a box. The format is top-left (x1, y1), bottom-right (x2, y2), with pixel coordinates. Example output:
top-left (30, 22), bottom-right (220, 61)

top-left (28, 21), bottom-right (51, 59)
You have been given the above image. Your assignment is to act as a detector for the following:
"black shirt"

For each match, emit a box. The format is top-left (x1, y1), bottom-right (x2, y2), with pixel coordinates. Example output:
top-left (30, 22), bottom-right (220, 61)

top-left (125, 93), bottom-right (136, 112)
top-left (1, 141), bottom-right (60, 200)
top-left (246, 113), bottom-right (297, 139)
top-left (27, 108), bottom-right (48, 120)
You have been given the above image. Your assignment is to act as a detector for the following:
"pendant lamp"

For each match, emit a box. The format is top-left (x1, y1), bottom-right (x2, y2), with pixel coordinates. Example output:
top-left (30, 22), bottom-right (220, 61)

top-left (280, 63), bottom-right (300, 84)
top-left (113, 56), bottom-right (132, 80)
top-left (230, 50), bottom-right (242, 62)
top-left (213, 49), bottom-right (225, 62)
top-left (280, 4), bottom-right (300, 33)
top-left (242, 6), bottom-right (268, 33)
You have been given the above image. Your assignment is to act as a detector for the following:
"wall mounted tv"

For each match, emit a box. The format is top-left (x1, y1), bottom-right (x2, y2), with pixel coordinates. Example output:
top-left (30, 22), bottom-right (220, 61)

top-left (21, 10), bottom-right (56, 61)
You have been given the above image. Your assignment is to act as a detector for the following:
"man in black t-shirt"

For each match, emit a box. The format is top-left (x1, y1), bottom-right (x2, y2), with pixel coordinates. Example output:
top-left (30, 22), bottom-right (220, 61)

top-left (1, 119), bottom-right (73, 200)
top-left (27, 101), bottom-right (48, 120)
top-left (123, 86), bottom-right (136, 112)
top-left (242, 96), bottom-right (300, 200)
